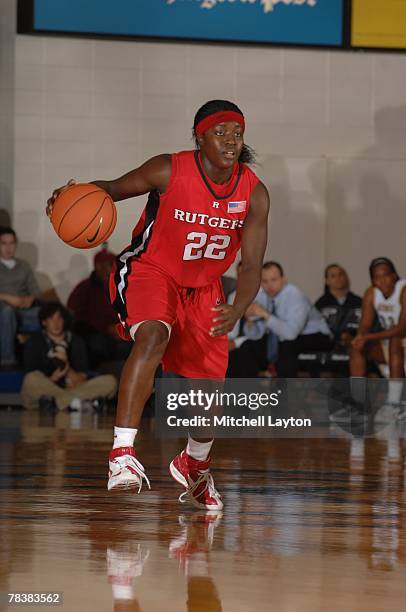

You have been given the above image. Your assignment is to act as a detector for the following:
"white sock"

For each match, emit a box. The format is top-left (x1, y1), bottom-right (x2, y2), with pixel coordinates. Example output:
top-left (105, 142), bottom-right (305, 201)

top-left (113, 426), bottom-right (138, 449)
top-left (112, 585), bottom-right (134, 600)
top-left (69, 397), bottom-right (82, 411)
top-left (386, 380), bottom-right (403, 405)
top-left (186, 436), bottom-right (213, 461)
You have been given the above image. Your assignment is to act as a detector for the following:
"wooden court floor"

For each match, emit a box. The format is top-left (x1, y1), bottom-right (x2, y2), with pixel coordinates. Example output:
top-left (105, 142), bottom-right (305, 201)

top-left (1, 408), bottom-right (406, 611)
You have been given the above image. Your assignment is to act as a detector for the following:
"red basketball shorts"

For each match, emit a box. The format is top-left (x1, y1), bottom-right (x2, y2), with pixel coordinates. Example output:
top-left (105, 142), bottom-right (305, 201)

top-left (110, 260), bottom-right (228, 379)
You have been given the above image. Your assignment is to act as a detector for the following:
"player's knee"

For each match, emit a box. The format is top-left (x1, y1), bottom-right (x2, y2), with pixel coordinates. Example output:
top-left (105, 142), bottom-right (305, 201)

top-left (133, 322), bottom-right (169, 360)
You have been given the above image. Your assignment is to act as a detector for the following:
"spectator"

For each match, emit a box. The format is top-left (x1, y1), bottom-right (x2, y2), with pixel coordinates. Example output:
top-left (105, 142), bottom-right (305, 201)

top-left (221, 274), bottom-right (237, 301)
top-left (227, 262), bottom-right (269, 377)
top-left (350, 257), bottom-right (406, 381)
top-left (67, 249), bottom-right (131, 368)
top-left (0, 226), bottom-right (41, 368)
top-left (21, 302), bottom-right (117, 411)
top-left (315, 264), bottom-right (362, 349)
top-left (246, 261), bottom-right (331, 377)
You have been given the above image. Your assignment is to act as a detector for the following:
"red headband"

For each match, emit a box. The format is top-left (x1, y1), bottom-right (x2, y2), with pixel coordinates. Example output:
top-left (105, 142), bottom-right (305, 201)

top-left (195, 111), bottom-right (245, 136)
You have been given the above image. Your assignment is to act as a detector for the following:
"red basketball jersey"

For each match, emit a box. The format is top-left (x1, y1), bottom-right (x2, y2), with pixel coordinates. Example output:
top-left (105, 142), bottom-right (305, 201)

top-left (120, 150), bottom-right (259, 287)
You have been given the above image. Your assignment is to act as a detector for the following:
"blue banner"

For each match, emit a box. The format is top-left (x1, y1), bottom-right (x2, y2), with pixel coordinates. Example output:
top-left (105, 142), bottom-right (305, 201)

top-left (33, 0), bottom-right (343, 47)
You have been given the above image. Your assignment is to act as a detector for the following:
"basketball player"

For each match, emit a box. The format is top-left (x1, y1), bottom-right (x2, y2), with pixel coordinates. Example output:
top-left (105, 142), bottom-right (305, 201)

top-left (47, 100), bottom-right (270, 510)
top-left (350, 258), bottom-right (406, 377)
top-left (350, 258), bottom-right (406, 417)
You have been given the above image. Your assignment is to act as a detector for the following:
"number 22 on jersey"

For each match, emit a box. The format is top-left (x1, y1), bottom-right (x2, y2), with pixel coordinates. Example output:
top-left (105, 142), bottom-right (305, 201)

top-left (183, 232), bottom-right (231, 261)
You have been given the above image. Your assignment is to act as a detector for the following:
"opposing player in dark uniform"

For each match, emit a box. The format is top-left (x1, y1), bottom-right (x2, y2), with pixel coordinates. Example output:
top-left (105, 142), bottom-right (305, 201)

top-left (47, 100), bottom-right (270, 510)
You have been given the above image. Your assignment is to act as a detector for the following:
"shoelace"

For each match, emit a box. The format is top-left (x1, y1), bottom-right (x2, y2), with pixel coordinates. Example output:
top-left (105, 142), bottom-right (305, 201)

top-left (179, 470), bottom-right (220, 504)
top-left (115, 455), bottom-right (151, 493)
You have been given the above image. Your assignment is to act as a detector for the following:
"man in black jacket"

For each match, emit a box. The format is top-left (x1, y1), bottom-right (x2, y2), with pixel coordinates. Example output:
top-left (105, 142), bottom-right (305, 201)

top-left (315, 264), bottom-right (361, 349)
top-left (67, 249), bottom-right (131, 368)
top-left (21, 302), bottom-right (116, 410)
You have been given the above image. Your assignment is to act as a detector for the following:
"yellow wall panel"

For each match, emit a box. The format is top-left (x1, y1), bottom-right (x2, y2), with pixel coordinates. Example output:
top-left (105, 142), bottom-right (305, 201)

top-left (352, 0), bottom-right (406, 48)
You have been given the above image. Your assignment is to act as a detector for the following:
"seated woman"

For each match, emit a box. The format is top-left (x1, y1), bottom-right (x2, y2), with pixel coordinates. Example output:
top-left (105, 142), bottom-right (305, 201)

top-left (350, 258), bottom-right (406, 420)
top-left (350, 258), bottom-right (406, 379)
top-left (315, 263), bottom-right (362, 351)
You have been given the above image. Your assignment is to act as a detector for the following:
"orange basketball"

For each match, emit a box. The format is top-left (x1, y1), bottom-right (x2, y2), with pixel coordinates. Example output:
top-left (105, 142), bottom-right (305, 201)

top-left (51, 183), bottom-right (117, 249)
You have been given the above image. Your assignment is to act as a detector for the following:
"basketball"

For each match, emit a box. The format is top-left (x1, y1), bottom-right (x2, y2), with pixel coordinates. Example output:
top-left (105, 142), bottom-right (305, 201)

top-left (51, 183), bottom-right (117, 249)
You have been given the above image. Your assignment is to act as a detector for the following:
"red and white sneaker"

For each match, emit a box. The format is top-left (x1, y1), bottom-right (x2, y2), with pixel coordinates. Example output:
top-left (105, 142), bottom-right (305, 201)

top-left (108, 446), bottom-right (151, 492)
top-left (169, 450), bottom-right (223, 510)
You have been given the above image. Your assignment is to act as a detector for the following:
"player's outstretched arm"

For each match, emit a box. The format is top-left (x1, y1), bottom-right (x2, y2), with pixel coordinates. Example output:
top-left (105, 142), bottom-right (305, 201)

top-left (46, 154), bottom-right (172, 218)
top-left (92, 154), bottom-right (172, 201)
top-left (211, 181), bottom-right (270, 337)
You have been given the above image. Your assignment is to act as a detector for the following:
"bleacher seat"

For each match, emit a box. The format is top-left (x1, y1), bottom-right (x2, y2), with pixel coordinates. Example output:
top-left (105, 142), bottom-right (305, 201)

top-left (298, 350), bottom-right (349, 375)
top-left (0, 370), bottom-right (24, 407)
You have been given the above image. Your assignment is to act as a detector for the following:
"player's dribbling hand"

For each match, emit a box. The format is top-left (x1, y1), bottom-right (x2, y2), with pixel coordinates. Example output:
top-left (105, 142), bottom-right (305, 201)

top-left (46, 178), bottom-right (76, 220)
top-left (210, 304), bottom-right (241, 337)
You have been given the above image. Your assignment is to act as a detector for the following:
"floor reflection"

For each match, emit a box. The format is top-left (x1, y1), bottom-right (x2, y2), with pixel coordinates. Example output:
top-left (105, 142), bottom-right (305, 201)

top-left (1, 409), bottom-right (406, 610)
top-left (107, 543), bottom-right (149, 612)
top-left (169, 512), bottom-right (222, 612)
